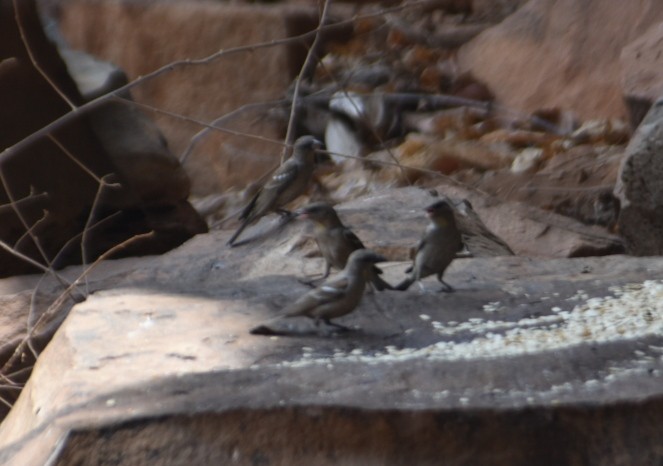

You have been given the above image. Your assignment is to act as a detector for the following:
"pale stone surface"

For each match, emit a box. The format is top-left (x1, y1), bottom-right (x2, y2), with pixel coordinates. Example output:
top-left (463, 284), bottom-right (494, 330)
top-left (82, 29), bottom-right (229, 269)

top-left (458, 0), bottom-right (663, 120)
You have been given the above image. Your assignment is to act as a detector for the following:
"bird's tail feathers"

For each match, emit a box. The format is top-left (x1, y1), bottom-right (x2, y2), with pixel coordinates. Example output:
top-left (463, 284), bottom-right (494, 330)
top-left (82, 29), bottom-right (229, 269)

top-left (238, 192), bottom-right (259, 221)
top-left (227, 218), bottom-right (250, 246)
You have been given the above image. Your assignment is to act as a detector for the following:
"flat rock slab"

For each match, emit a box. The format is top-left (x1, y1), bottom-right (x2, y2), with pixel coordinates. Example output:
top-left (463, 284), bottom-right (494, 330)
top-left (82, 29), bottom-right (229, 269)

top-left (0, 201), bottom-right (662, 464)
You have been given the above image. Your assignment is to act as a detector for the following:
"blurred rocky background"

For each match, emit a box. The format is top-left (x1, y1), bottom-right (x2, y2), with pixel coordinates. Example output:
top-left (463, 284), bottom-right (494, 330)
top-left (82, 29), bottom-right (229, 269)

top-left (1, 0), bottom-right (663, 464)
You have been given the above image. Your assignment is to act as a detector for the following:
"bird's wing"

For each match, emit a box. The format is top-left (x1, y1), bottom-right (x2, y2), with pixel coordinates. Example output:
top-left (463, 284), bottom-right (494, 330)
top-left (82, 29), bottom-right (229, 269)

top-left (414, 235), bottom-right (427, 255)
top-left (241, 161), bottom-right (300, 221)
top-left (403, 235), bottom-right (427, 275)
top-left (342, 227), bottom-right (366, 251)
top-left (283, 276), bottom-right (349, 317)
top-left (262, 160), bottom-right (299, 196)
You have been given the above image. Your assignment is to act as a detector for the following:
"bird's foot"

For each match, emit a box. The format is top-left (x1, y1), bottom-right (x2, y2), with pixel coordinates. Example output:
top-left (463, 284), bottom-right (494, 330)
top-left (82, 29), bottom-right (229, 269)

top-left (437, 280), bottom-right (455, 293)
top-left (323, 320), bottom-right (352, 332)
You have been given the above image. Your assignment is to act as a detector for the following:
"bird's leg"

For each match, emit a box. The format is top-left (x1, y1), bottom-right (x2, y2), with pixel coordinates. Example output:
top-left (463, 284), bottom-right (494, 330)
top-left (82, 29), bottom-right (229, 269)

top-left (436, 274), bottom-right (455, 293)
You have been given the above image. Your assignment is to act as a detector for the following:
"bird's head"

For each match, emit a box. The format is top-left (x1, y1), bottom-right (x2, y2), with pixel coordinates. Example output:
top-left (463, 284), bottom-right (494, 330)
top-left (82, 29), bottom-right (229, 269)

top-left (293, 135), bottom-right (324, 161)
top-left (425, 200), bottom-right (456, 226)
top-left (295, 202), bottom-right (339, 227)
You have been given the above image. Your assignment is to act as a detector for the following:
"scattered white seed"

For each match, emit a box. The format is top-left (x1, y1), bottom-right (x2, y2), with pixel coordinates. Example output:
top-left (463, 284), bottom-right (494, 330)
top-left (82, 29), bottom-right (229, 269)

top-left (263, 281), bottom-right (663, 371)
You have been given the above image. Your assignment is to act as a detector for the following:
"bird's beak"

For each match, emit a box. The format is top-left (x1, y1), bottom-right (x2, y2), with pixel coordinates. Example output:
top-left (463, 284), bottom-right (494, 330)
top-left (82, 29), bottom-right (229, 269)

top-left (312, 139), bottom-right (324, 152)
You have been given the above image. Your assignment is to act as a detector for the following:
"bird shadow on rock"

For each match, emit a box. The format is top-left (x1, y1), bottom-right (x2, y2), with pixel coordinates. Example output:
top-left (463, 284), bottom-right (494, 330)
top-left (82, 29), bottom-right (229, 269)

top-left (249, 319), bottom-right (357, 337)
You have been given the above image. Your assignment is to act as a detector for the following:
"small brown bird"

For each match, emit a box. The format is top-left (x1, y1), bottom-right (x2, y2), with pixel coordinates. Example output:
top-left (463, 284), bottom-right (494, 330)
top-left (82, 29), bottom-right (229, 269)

top-left (296, 203), bottom-right (393, 291)
top-left (396, 199), bottom-right (463, 292)
top-left (452, 199), bottom-right (514, 257)
top-left (251, 249), bottom-right (386, 333)
top-left (227, 135), bottom-right (323, 246)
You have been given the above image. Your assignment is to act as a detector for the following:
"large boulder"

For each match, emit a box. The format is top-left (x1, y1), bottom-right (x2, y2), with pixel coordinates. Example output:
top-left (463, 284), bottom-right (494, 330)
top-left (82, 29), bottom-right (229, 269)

top-left (458, 0), bottom-right (663, 120)
top-left (0, 0), bottom-right (205, 279)
top-left (0, 189), bottom-right (661, 464)
top-left (614, 97), bottom-right (663, 255)
top-left (57, 0), bottom-right (322, 195)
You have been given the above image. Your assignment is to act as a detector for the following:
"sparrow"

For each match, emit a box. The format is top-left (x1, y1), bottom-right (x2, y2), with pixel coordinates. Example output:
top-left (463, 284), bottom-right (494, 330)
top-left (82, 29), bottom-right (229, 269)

top-left (395, 199), bottom-right (463, 291)
top-left (452, 199), bottom-right (514, 257)
top-left (296, 202), bottom-right (393, 290)
top-left (227, 135), bottom-right (323, 246)
top-left (251, 249), bottom-right (386, 333)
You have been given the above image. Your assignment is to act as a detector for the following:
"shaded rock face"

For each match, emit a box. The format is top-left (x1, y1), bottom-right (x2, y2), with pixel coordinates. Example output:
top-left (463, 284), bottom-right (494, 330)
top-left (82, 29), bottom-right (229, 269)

top-left (0, 0), bottom-right (206, 278)
top-left (458, 0), bottom-right (663, 120)
top-left (615, 98), bottom-right (663, 255)
top-left (57, 0), bottom-right (320, 196)
top-left (52, 402), bottom-right (663, 466)
top-left (0, 0), bottom-right (129, 277)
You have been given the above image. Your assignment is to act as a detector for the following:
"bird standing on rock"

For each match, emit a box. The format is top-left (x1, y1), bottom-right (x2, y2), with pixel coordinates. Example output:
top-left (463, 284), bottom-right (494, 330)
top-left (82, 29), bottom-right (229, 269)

top-left (296, 202), bottom-right (393, 290)
top-left (250, 249), bottom-right (387, 333)
top-left (227, 136), bottom-right (323, 246)
top-left (396, 199), bottom-right (463, 292)
top-left (452, 198), bottom-right (514, 257)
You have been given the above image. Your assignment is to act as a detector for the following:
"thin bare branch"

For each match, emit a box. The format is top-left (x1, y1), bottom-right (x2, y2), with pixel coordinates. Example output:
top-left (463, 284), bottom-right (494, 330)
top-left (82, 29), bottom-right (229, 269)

top-left (0, 238), bottom-right (51, 274)
top-left (0, 168), bottom-right (54, 269)
top-left (47, 134), bottom-right (104, 183)
top-left (177, 99), bottom-right (287, 164)
top-left (124, 98), bottom-right (285, 150)
top-left (0, 395), bottom-right (13, 410)
top-left (12, 0), bottom-right (76, 109)
top-left (1, 231), bottom-right (155, 374)
top-left (0, 372), bottom-right (20, 386)
top-left (283, 0), bottom-right (333, 160)
top-left (0, 191), bottom-right (48, 215)
top-left (12, 208), bottom-right (48, 251)
top-left (81, 175), bottom-right (119, 295)
top-left (0, 0), bottom-right (438, 168)
top-left (0, 385), bottom-right (23, 391)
